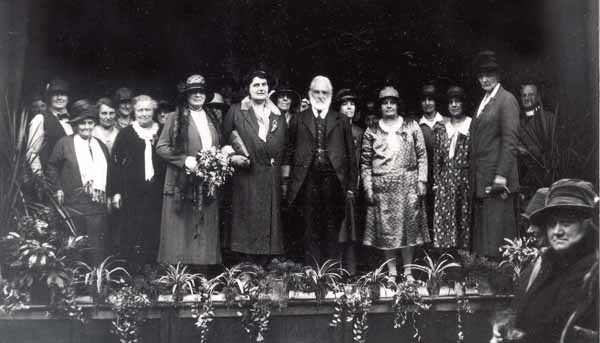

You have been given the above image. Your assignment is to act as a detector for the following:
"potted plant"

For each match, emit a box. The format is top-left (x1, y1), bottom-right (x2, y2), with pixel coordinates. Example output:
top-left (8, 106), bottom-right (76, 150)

top-left (209, 263), bottom-right (261, 304)
top-left (73, 255), bottom-right (130, 305)
top-left (297, 258), bottom-right (346, 302)
top-left (154, 262), bottom-right (204, 305)
top-left (1, 211), bottom-right (87, 315)
top-left (265, 258), bottom-right (302, 308)
top-left (356, 258), bottom-right (395, 300)
top-left (405, 252), bottom-right (461, 297)
top-left (499, 237), bottom-right (539, 284)
top-left (457, 251), bottom-right (498, 295)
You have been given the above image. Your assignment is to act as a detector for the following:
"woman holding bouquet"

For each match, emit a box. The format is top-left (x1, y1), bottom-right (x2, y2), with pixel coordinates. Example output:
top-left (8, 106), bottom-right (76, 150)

top-left (110, 95), bottom-right (166, 267)
top-left (156, 75), bottom-right (225, 267)
top-left (223, 70), bottom-right (286, 262)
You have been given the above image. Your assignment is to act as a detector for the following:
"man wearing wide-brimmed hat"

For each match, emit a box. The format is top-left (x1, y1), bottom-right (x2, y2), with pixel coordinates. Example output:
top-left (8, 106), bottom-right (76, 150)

top-left (27, 78), bottom-right (73, 175)
top-left (491, 178), bottom-right (598, 343)
top-left (469, 50), bottom-right (520, 258)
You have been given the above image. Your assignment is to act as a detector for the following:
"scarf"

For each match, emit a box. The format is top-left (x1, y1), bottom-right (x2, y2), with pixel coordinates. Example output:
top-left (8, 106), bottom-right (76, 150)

top-left (444, 117), bottom-right (471, 159)
top-left (132, 121), bottom-right (159, 181)
top-left (73, 134), bottom-right (107, 203)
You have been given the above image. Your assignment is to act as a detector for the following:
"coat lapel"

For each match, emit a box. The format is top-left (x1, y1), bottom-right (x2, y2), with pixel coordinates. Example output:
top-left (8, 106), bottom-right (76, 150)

top-left (325, 110), bottom-right (340, 137)
top-left (265, 112), bottom-right (279, 143)
top-left (301, 110), bottom-right (316, 138)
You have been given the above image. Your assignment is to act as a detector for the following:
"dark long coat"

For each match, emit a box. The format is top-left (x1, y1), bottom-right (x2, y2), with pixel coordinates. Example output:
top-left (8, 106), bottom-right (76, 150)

top-left (156, 107), bottom-right (222, 265)
top-left (223, 100), bottom-right (286, 255)
top-left (469, 85), bottom-right (520, 197)
top-left (110, 125), bottom-right (166, 264)
top-left (284, 108), bottom-right (357, 205)
top-left (469, 85), bottom-right (520, 256)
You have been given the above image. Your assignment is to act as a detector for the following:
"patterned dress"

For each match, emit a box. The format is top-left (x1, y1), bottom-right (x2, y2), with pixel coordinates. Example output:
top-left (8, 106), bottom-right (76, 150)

top-left (432, 119), bottom-right (472, 249)
top-left (361, 119), bottom-right (430, 249)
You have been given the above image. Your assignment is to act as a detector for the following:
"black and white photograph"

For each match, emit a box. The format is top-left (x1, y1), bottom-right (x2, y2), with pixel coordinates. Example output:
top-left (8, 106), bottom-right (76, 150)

top-left (0, 1), bottom-right (598, 342)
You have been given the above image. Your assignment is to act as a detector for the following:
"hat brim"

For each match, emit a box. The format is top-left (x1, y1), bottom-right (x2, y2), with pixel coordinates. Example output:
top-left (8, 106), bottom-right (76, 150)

top-left (529, 203), bottom-right (595, 223)
top-left (181, 87), bottom-right (214, 102)
top-left (476, 64), bottom-right (501, 74)
top-left (68, 114), bottom-right (98, 124)
top-left (336, 95), bottom-right (359, 104)
top-left (270, 90), bottom-right (300, 108)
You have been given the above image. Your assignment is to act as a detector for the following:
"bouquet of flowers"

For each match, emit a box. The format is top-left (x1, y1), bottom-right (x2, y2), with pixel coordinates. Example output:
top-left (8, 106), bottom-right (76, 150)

top-left (189, 146), bottom-right (234, 211)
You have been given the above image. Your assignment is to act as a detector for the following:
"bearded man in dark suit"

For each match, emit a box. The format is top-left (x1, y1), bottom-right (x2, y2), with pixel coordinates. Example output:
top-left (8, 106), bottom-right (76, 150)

top-left (469, 51), bottom-right (520, 258)
top-left (283, 75), bottom-right (357, 265)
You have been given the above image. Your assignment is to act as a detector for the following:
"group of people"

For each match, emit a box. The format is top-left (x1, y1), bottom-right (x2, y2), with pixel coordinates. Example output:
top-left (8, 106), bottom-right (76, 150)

top-left (24, 49), bottom-right (579, 282)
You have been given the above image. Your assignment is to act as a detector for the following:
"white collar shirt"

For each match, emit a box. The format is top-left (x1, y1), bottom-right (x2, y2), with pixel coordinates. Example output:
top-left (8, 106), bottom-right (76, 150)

top-left (476, 83), bottom-right (501, 117)
top-left (418, 112), bottom-right (445, 129)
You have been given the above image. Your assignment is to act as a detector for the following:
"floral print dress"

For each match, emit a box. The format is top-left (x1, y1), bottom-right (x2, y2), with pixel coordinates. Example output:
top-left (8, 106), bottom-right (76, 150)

top-left (361, 119), bottom-right (430, 249)
top-left (432, 119), bottom-right (472, 249)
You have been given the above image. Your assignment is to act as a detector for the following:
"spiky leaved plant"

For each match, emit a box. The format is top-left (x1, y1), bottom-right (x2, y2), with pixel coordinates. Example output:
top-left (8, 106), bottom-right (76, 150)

top-left (74, 255), bottom-right (130, 305)
top-left (155, 262), bottom-right (203, 305)
top-left (405, 252), bottom-right (461, 296)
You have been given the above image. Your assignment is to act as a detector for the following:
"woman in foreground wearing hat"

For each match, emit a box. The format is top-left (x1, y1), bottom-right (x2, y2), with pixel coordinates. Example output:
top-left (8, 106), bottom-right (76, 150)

top-left (156, 75), bottom-right (224, 267)
top-left (110, 95), bottom-right (166, 267)
top-left (431, 86), bottom-right (472, 251)
top-left (46, 99), bottom-right (112, 265)
top-left (490, 179), bottom-right (598, 343)
top-left (223, 70), bottom-right (286, 262)
top-left (361, 85), bottom-right (429, 280)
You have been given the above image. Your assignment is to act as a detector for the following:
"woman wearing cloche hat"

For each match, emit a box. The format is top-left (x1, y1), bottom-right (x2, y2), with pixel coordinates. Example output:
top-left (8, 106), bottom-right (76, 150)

top-left (491, 179), bottom-right (598, 343)
top-left (156, 74), bottom-right (226, 268)
top-left (46, 99), bottom-right (112, 265)
top-left (361, 85), bottom-right (430, 281)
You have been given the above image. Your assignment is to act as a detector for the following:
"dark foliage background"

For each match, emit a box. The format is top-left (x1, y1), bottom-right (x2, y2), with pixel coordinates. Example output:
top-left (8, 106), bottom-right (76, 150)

top-left (14, 0), bottom-right (600, 183)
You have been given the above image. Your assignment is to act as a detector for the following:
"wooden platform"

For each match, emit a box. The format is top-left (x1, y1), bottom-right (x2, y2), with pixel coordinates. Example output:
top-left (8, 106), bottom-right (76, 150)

top-left (0, 295), bottom-right (512, 343)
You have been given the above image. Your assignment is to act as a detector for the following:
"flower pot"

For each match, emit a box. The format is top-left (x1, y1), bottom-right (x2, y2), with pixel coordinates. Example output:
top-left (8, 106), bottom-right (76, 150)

top-left (29, 281), bottom-right (51, 305)
top-left (426, 279), bottom-right (440, 297)
top-left (369, 284), bottom-right (381, 301)
top-left (315, 285), bottom-right (328, 302)
top-left (454, 282), bottom-right (465, 296)
top-left (476, 278), bottom-right (493, 295)
top-left (269, 278), bottom-right (288, 305)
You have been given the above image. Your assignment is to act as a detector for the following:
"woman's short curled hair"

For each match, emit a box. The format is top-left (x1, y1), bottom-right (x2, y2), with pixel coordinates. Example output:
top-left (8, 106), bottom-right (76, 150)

top-left (132, 94), bottom-right (157, 110)
top-left (243, 69), bottom-right (271, 91)
top-left (96, 97), bottom-right (114, 109)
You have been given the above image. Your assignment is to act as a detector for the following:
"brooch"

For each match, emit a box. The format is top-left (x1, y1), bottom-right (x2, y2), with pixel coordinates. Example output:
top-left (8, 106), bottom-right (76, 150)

top-left (270, 119), bottom-right (278, 133)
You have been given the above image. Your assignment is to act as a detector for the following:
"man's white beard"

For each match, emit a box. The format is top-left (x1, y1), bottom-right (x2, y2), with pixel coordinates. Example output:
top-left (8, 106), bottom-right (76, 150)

top-left (309, 94), bottom-right (331, 112)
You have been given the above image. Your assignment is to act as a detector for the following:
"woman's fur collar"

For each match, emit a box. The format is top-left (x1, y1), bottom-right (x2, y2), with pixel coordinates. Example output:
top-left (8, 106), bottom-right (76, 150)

top-left (240, 96), bottom-right (281, 115)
